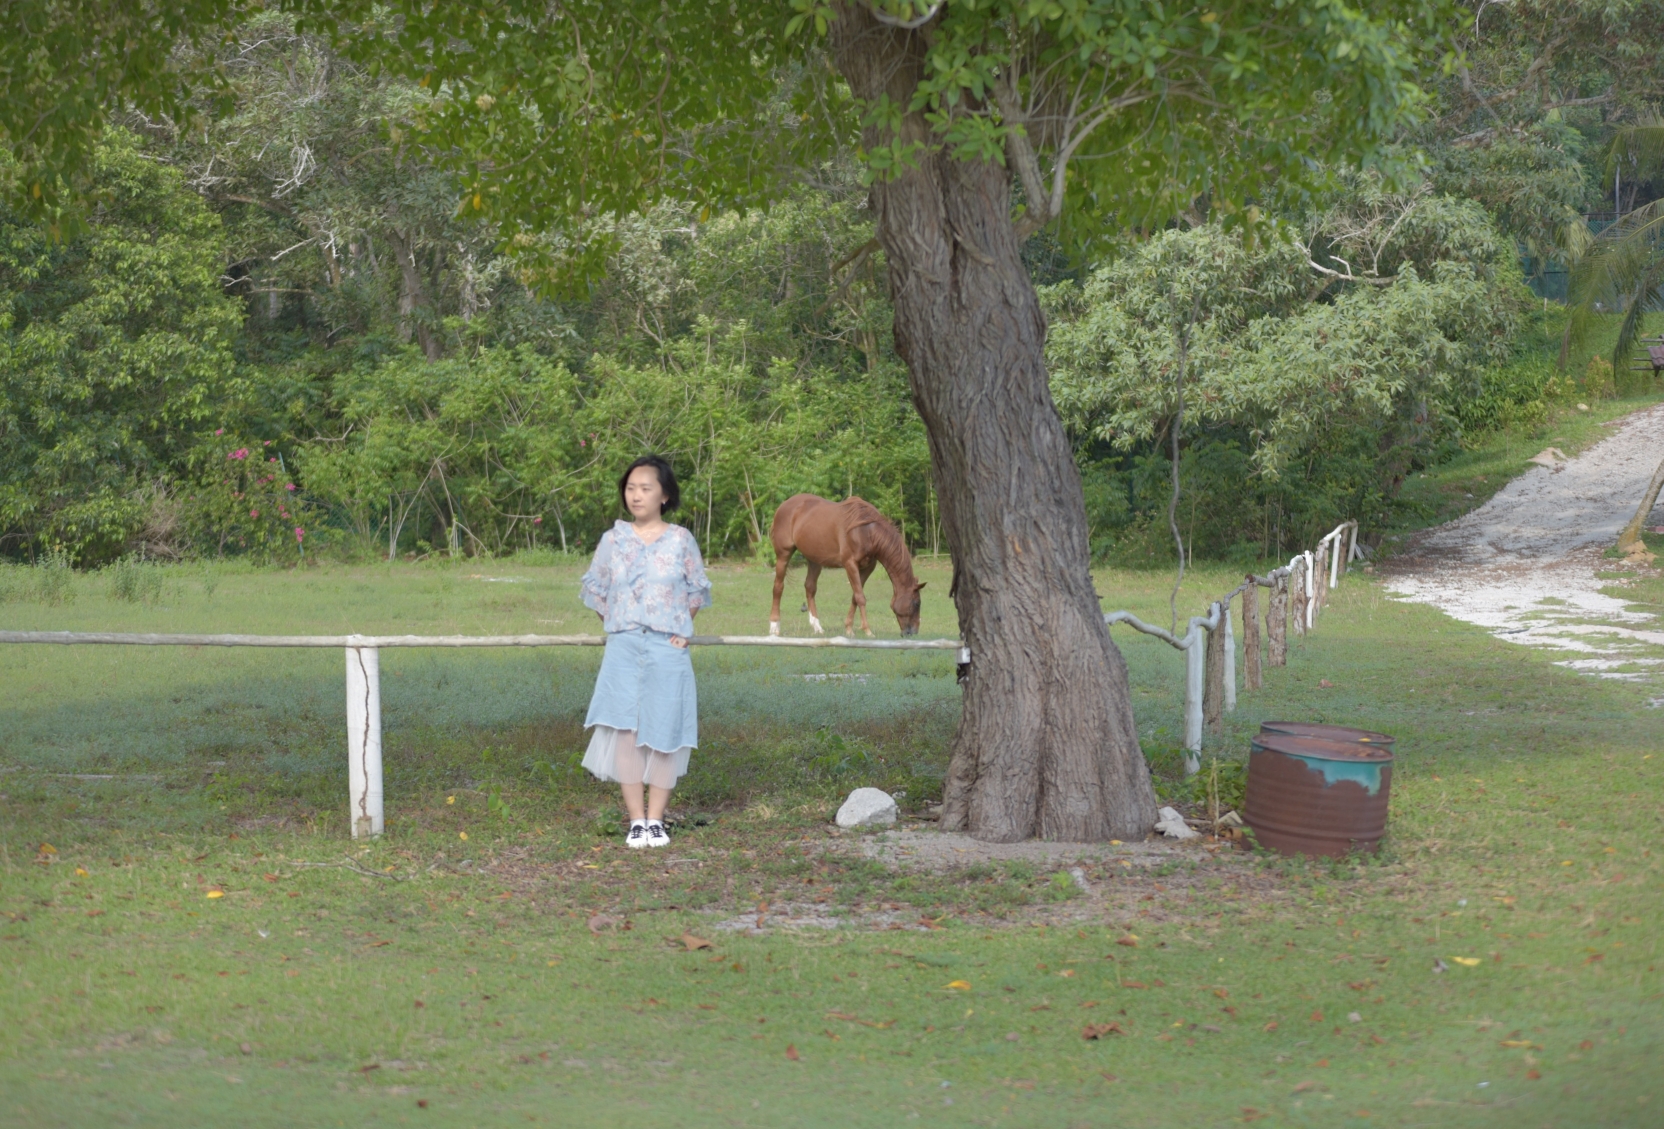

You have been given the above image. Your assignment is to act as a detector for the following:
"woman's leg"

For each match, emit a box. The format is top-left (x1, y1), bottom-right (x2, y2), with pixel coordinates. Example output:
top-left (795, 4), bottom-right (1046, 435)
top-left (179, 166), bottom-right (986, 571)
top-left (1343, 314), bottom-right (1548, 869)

top-left (646, 784), bottom-right (672, 822)
top-left (612, 730), bottom-right (647, 820)
top-left (642, 748), bottom-right (679, 822)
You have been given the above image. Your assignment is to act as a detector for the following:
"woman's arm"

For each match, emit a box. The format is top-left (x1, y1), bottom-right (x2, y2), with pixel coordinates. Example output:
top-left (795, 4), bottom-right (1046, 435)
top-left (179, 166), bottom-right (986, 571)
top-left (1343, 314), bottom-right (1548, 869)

top-left (579, 531), bottom-right (615, 618)
top-left (681, 530), bottom-right (713, 613)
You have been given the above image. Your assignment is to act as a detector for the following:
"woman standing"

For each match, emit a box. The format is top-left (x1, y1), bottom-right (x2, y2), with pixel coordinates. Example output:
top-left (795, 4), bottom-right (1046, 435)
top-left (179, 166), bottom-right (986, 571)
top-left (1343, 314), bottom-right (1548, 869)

top-left (580, 455), bottom-right (711, 849)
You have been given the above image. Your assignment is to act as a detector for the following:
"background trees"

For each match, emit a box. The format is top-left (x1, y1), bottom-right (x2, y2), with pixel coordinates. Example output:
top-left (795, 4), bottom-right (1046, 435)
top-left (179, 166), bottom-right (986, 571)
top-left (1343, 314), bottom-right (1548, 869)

top-left (0, 131), bottom-right (240, 561)
top-left (0, 0), bottom-right (1659, 573)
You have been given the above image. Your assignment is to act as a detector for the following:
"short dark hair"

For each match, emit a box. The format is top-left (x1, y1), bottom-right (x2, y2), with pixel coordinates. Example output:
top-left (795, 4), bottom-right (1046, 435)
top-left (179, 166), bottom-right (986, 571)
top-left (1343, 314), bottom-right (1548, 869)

top-left (618, 455), bottom-right (680, 514)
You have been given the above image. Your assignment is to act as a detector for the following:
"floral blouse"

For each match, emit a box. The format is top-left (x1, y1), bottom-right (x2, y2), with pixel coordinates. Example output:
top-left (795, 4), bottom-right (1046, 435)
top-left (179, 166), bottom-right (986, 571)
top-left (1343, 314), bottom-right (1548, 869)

top-left (581, 521), bottom-right (712, 637)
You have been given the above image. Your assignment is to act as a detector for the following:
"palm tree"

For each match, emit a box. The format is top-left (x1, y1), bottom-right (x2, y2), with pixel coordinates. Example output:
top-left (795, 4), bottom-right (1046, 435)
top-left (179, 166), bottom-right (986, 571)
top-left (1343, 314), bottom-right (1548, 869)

top-left (1562, 119), bottom-right (1664, 372)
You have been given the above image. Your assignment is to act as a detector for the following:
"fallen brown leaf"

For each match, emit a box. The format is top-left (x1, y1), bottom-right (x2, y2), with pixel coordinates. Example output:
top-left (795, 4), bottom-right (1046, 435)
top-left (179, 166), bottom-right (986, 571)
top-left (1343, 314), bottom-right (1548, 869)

top-left (1081, 1022), bottom-right (1124, 1040)
top-left (587, 914), bottom-right (619, 934)
top-left (1293, 1080), bottom-right (1317, 1093)
top-left (784, 1044), bottom-right (800, 1062)
top-left (676, 932), bottom-right (714, 951)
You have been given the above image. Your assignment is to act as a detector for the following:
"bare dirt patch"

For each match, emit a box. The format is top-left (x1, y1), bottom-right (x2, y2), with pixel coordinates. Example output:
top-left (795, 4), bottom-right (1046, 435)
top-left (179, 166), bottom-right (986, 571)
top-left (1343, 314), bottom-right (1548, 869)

top-left (465, 821), bottom-right (1299, 937)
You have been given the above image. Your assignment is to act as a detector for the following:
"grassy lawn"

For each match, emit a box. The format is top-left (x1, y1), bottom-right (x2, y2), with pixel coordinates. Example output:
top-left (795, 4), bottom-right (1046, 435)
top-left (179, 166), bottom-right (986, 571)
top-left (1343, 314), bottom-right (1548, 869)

top-left (1, 554), bottom-right (1660, 1127)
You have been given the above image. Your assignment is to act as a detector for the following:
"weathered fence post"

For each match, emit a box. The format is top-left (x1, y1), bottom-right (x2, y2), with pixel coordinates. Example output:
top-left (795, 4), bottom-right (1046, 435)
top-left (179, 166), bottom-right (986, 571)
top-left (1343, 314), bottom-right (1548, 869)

top-left (1243, 580), bottom-right (1262, 690)
top-left (345, 636), bottom-right (384, 839)
top-left (1291, 556), bottom-right (1308, 637)
top-left (1267, 572), bottom-right (1288, 666)
top-left (1314, 542), bottom-right (1330, 613)
top-left (1222, 599), bottom-right (1236, 713)
top-left (1202, 602), bottom-right (1226, 737)
top-left (1303, 551), bottom-right (1316, 630)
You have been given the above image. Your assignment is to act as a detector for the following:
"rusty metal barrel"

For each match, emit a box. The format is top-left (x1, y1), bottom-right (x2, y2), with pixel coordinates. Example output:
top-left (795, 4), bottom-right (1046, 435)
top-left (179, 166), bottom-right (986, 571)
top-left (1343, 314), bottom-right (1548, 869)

top-left (1259, 721), bottom-right (1394, 748)
top-left (1244, 732), bottom-right (1394, 858)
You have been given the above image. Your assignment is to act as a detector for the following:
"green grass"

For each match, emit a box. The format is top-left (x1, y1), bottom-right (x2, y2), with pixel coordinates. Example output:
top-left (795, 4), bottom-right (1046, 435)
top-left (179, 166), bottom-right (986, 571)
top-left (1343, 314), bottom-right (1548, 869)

top-left (2, 558), bottom-right (1661, 1126)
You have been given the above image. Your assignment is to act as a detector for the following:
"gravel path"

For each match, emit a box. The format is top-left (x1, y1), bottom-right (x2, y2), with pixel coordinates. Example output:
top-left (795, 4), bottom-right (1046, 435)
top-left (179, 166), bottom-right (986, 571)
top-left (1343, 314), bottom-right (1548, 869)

top-left (1383, 404), bottom-right (1664, 694)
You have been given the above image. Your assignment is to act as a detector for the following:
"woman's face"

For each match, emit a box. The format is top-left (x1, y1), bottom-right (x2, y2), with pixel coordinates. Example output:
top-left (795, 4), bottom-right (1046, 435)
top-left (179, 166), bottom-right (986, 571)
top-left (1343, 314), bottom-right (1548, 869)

top-left (624, 465), bottom-right (667, 521)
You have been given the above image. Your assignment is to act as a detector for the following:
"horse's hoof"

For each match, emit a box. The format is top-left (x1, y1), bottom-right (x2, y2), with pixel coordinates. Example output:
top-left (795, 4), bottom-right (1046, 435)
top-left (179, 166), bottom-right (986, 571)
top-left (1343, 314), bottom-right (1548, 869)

top-left (809, 616), bottom-right (824, 634)
top-left (768, 622), bottom-right (780, 637)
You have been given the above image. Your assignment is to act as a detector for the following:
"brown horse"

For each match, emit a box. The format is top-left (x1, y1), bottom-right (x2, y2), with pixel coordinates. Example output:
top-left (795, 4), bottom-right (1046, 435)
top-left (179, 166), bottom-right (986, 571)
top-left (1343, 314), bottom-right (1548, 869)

top-left (768, 494), bottom-right (925, 637)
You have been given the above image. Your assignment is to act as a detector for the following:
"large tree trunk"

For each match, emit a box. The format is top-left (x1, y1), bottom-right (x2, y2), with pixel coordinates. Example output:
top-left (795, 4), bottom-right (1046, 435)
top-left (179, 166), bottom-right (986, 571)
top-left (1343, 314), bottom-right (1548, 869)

top-left (385, 227), bottom-right (443, 361)
top-left (831, 11), bottom-right (1156, 842)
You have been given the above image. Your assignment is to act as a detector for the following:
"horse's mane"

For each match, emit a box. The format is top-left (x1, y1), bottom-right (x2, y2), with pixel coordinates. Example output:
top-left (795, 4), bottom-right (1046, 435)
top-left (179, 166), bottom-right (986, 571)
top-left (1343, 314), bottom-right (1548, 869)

top-left (846, 498), bottom-right (913, 578)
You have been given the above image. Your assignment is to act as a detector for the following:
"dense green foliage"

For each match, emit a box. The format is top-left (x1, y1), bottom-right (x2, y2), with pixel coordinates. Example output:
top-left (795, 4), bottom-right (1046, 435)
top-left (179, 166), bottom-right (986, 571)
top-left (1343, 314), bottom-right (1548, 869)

top-left (1, 4), bottom-right (1661, 566)
top-left (0, 133), bottom-right (240, 561)
top-left (1047, 189), bottom-right (1532, 559)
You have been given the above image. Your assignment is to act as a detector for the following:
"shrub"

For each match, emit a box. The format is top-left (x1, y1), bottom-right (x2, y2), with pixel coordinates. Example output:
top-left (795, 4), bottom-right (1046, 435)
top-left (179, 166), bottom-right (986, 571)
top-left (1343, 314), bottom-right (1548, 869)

top-left (1583, 355), bottom-right (1616, 400)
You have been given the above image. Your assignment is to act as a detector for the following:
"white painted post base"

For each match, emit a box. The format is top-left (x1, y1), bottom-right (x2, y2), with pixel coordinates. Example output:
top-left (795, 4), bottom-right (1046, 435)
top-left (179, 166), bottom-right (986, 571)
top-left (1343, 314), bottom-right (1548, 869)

top-left (1182, 619), bottom-right (1206, 775)
top-left (345, 638), bottom-right (384, 839)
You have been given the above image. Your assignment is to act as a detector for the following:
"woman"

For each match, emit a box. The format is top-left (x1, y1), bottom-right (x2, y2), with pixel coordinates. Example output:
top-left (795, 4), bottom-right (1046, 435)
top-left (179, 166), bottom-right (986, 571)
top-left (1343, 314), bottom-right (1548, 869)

top-left (579, 455), bottom-right (711, 849)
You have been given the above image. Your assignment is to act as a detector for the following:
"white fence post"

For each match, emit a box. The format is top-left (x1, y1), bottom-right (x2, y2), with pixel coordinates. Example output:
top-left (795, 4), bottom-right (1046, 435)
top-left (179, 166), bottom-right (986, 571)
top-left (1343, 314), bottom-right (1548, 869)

top-left (1183, 625), bottom-right (1204, 775)
top-left (345, 637), bottom-right (384, 839)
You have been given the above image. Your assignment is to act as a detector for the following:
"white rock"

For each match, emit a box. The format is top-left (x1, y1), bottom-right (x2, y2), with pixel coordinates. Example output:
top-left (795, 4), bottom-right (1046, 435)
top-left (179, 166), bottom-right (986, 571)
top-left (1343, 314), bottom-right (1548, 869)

top-left (1155, 805), bottom-right (1200, 840)
top-left (835, 787), bottom-right (899, 828)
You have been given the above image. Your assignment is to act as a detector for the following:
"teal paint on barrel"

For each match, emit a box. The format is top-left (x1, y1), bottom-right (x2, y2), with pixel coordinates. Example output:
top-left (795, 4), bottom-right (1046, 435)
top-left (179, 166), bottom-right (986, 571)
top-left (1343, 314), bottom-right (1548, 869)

top-left (1244, 733), bottom-right (1394, 858)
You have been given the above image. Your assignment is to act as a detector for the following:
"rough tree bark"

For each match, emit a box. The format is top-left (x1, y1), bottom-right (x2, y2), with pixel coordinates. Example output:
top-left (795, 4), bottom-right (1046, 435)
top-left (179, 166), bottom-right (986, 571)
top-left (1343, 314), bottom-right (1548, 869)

top-left (830, 9), bottom-right (1157, 841)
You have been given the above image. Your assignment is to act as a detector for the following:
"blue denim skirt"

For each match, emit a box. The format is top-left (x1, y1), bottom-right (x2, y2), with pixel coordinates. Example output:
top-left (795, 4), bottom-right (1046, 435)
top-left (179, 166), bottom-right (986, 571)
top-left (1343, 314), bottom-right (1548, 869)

top-left (583, 627), bottom-right (699, 755)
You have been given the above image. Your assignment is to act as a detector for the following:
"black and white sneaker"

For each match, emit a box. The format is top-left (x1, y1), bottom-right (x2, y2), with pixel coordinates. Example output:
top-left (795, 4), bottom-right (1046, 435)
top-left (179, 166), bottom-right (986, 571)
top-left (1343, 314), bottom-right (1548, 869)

top-left (645, 821), bottom-right (671, 849)
top-left (625, 820), bottom-right (649, 849)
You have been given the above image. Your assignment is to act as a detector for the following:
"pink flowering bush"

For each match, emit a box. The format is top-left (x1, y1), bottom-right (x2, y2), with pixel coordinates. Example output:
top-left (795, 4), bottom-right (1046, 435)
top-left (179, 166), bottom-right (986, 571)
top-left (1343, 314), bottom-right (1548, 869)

top-left (179, 435), bottom-right (320, 561)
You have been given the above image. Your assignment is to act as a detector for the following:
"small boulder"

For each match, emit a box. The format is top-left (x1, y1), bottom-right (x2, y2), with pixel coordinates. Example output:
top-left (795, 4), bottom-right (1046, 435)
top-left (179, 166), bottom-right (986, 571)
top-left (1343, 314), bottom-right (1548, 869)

top-left (835, 787), bottom-right (898, 828)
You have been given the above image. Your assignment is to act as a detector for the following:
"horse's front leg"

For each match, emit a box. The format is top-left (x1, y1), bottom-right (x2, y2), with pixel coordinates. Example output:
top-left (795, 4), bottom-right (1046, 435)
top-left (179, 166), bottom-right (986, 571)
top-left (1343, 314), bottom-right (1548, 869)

top-left (845, 560), bottom-right (876, 635)
top-left (804, 563), bottom-right (825, 634)
top-left (843, 560), bottom-right (873, 637)
top-left (769, 548), bottom-right (793, 636)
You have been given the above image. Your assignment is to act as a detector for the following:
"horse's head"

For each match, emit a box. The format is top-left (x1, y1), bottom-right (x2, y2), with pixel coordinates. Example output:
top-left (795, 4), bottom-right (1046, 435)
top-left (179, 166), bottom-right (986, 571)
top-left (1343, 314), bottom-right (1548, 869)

top-left (891, 581), bottom-right (926, 637)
